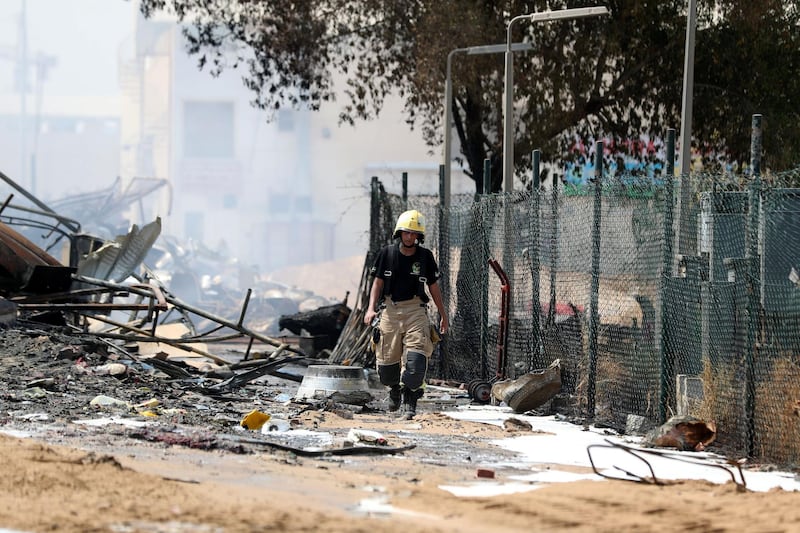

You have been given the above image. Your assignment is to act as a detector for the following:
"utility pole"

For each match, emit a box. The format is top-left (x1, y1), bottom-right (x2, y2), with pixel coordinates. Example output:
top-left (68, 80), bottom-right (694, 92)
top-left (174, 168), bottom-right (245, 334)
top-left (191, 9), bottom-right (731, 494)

top-left (18, 0), bottom-right (29, 190)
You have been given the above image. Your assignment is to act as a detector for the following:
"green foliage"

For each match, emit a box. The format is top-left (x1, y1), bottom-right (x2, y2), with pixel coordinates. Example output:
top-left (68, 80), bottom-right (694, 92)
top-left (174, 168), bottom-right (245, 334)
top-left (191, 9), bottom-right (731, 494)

top-left (138, 0), bottom-right (800, 190)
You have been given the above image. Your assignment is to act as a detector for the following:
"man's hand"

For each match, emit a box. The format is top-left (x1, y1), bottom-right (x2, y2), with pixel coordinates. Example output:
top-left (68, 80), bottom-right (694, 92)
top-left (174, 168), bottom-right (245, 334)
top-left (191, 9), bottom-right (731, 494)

top-left (364, 308), bottom-right (377, 326)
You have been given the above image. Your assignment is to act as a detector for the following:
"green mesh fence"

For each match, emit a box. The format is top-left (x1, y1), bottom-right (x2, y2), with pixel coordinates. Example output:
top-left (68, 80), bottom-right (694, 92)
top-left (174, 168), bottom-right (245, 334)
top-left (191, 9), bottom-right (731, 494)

top-left (332, 165), bottom-right (800, 467)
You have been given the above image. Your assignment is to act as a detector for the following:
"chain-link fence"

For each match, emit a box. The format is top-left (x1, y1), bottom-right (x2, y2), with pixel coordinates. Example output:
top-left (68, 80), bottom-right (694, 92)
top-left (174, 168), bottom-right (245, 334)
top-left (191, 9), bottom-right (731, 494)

top-left (332, 132), bottom-right (800, 467)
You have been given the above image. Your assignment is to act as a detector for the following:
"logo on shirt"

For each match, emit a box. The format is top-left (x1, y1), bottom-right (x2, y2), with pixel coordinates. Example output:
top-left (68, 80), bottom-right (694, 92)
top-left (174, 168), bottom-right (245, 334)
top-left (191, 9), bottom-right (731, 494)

top-left (411, 262), bottom-right (421, 276)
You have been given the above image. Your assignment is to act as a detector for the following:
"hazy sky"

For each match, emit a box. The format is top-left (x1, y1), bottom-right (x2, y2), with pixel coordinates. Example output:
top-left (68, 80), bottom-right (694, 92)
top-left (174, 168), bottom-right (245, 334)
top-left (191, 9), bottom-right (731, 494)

top-left (0, 0), bottom-right (131, 113)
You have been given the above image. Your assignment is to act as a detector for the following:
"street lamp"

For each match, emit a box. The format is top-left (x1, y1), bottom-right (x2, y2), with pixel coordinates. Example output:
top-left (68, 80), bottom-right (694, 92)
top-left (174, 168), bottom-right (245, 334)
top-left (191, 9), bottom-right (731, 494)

top-left (443, 42), bottom-right (533, 207)
top-left (502, 6), bottom-right (610, 192)
top-left (676, 0), bottom-right (697, 257)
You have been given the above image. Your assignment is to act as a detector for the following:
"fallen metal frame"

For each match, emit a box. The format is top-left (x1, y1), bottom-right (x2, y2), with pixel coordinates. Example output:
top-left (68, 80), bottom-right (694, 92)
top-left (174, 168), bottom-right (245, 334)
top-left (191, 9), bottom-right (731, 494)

top-left (586, 438), bottom-right (747, 489)
top-left (13, 274), bottom-right (309, 369)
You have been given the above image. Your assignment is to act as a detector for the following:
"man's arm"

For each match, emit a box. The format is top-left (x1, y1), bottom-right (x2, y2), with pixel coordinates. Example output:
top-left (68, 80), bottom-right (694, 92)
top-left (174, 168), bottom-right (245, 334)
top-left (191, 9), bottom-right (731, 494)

top-left (427, 281), bottom-right (449, 334)
top-left (363, 277), bottom-right (384, 326)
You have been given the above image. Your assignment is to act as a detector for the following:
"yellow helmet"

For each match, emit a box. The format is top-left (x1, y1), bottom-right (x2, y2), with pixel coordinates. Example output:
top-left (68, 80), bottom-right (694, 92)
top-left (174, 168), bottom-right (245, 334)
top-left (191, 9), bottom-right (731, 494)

top-left (393, 209), bottom-right (426, 243)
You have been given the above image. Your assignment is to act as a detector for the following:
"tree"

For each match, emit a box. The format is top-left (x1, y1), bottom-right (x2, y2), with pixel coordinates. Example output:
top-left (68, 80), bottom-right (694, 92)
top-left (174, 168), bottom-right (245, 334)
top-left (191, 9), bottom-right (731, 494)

top-left (137, 0), bottom-right (800, 192)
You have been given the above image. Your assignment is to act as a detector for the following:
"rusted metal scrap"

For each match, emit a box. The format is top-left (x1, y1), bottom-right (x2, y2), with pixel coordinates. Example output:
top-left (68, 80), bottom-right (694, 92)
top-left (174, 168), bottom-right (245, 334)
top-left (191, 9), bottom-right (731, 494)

top-left (0, 220), bottom-right (74, 294)
top-left (0, 170), bottom-right (319, 375)
top-left (642, 415), bottom-right (717, 452)
top-left (491, 359), bottom-right (562, 413)
top-left (75, 217), bottom-right (162, 284)
top-left (231, 435), bottom-right (416, 457)
top-left (278, 301), bottom-right (351, 352)
top-left (586, 438), bottom-right (746, 489)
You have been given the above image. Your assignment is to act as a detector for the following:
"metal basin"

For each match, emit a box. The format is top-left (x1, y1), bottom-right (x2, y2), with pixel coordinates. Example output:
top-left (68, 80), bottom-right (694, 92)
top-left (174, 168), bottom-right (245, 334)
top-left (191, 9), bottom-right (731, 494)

top-left (295, 365), bottom-right (369, 400)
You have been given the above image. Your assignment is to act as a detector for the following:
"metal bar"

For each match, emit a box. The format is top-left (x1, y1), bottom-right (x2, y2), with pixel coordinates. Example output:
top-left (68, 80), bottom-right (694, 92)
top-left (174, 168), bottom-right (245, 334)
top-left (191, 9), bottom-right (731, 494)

top-left (466, 42), bottom-right (533, 55)
top-left (0, 169), bottom-right (80, 232)
top-left (9, 287), bottom-right (116, 303)
top-left (18, 303), bottom-right (156, 311)
top-left (77, 314), bottom-right (233, 365)
top-left (207, 346), bottom-right (290, 391)
top-left (587, 442), bottom-right (659, 484)
top-left (243, 336), bottom-right (255, 362)
top-left (0, 194), bottom-right (13, 216)
top-left (237, 288), bottom-right (252, 327)
top-left (587, 439), bottom-right (746, 488)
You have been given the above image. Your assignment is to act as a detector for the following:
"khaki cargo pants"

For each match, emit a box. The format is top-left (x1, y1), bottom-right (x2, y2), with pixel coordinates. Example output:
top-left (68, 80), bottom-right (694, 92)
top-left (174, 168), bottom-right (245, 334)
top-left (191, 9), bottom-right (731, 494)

top-left (376, 296), bottom-right (433, 366)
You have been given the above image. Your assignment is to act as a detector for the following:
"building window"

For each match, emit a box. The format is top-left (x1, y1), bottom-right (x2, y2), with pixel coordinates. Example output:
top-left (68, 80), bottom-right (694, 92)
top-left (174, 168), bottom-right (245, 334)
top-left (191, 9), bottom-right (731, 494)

top-left (277, 109), bottom-right (294, 132)
top-left (222, 194), bottom-right (237, 209)
top-left (269, 193), bottom-right (291, 213)
top-left (295, 195), bottom-right (312, 213)
top-left (183, 101), bottom-right (234, 158)
top-left (184, 211), bottom-right (204, 243)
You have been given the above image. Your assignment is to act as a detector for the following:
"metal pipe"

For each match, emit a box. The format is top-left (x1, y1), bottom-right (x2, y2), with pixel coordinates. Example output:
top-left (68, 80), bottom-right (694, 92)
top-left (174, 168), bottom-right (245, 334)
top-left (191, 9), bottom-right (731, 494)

top-left (489, 258), bottom-right (511, 380)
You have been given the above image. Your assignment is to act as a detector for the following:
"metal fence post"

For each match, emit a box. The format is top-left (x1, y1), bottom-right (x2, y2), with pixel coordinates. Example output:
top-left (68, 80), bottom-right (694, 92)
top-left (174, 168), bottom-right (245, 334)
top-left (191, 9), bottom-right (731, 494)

top-left (402, 171), bottom-right (408, 211)
top-left (483, 159), bottom-right (492, 197)
top-left (587, 141), bottom-right (603, 420)
top-left (659, 129), bottom-right (676, 423)
top-left (480, 159), bottom-right (491, 380)
top-left (530, 150), bottom-right (542, 367)
top-left (745, 114), bottom-right (763, 457)
top-left (369, 176), bottom-right (381, 254)
top-left (437, 164), bottom-right (449, 378)
top-left (548, 173), bottom-right (559, 323)
top-left (438, 164), bottom-right (449, 302)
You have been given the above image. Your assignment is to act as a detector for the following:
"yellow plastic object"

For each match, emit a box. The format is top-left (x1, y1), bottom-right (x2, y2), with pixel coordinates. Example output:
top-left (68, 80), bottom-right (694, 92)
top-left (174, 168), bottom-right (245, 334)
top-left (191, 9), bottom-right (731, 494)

top-left (135, 398), bottom-right (160, 410)
top-left (240, 409), bottom-right (271, 430)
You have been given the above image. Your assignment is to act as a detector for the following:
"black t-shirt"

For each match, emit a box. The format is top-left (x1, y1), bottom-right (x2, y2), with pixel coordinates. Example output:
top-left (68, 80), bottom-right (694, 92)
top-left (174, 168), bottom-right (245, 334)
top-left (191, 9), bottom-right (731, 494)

top-left (371, 243), bottom-right (440, 302)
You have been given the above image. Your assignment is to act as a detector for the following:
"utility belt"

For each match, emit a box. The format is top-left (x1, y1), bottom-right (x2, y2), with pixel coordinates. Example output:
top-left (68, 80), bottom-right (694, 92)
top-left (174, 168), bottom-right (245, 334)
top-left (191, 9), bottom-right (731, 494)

top-left (371, 296), bottom-right (440, 346)
top-left (382, 295), bottom-right (427, 308)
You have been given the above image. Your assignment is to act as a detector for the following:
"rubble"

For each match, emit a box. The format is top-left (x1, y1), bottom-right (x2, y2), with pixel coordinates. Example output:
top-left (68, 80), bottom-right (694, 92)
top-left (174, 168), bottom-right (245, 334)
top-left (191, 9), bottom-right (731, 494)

top-left (491, 359), bottom-right (562, 413)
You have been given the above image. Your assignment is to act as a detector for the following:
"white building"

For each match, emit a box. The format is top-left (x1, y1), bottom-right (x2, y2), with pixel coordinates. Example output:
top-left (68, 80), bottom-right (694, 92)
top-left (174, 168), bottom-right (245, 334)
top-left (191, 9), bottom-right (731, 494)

top-left (117, 5), bottom-right (475, 274)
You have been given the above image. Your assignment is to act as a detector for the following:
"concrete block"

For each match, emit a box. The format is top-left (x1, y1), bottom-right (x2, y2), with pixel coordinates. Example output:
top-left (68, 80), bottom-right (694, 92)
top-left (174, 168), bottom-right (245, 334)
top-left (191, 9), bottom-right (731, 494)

top-left (676, 374), bottom-right (704, 417)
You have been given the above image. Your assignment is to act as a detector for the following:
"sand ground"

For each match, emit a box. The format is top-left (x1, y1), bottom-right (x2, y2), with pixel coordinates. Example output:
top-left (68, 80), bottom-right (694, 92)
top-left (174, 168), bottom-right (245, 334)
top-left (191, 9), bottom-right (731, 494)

top-left (2, 327), bottom-right (800, 532)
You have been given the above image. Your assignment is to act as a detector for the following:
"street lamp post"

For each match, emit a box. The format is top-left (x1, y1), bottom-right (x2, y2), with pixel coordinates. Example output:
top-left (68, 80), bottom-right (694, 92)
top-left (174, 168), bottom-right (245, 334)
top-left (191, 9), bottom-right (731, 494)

top-left (676, 0), bottom-right (697, 257)
top-left (502, 6), bottom-right (610, 192)
top-left (443, 42), bottom-right (533, 207)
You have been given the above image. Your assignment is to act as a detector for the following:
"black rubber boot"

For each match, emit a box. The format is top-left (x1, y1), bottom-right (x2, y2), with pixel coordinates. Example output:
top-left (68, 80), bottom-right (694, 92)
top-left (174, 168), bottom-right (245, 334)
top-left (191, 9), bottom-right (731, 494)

top-left (388, 385), bottom-right (402, 412)
top-left (402, 387), bottom-right (422, 420)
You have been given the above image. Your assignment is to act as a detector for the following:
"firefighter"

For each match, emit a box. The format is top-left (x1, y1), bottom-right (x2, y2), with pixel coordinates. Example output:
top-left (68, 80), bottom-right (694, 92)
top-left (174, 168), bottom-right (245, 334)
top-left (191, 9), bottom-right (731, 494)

top-left (364, 209), bottom-right (449, 419)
